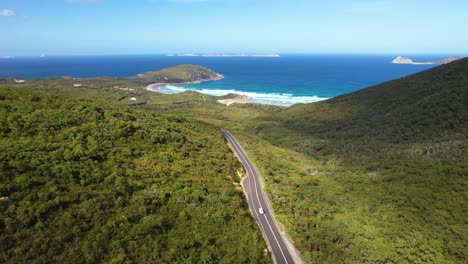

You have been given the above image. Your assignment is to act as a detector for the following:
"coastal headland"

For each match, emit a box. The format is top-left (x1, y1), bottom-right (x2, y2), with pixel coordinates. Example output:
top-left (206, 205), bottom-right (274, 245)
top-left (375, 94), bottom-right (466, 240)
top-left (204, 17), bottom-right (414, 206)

top-left (143, 64), bottom-right (252, 106)
top-left (142, 63), bottom-right (223, 93)
top-left (137, 64), bottom-right (224, 85)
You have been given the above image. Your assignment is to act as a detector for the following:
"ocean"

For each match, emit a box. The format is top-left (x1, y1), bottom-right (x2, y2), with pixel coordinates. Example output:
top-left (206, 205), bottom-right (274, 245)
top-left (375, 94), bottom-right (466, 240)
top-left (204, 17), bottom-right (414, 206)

top-left (0, 54), bottom-right (447, 105)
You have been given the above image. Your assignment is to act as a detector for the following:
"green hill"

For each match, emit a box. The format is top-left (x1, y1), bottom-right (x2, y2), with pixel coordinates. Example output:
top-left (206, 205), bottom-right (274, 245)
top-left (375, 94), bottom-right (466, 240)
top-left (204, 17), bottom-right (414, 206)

top-left (249, 59), bottom-right (467, 263)
top-left (278, 57), bottom-right (467, 149)
top-left (135, 64), bottom-right (223, 85)
top-left (0, 88), bottom-right (269, 263)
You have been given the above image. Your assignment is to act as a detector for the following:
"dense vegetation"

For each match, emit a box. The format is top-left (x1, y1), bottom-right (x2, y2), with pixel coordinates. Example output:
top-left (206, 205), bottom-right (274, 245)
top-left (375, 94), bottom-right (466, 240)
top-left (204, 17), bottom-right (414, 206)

top-left (135, 64), bottom-right (223, 85)
top-left (248, 59), bottom-right (468, 263)
top-left (0, 88), bottom-right (269, 263)
top-left (1, 60), bottom-right (466, 263)
top-left (129, 60), bottom-right (467, 263)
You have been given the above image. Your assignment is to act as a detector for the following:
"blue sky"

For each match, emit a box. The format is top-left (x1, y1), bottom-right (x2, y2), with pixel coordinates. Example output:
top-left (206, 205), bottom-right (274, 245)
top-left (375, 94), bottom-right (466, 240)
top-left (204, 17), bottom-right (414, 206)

top-left (1, 0), bottom-right (467, 55)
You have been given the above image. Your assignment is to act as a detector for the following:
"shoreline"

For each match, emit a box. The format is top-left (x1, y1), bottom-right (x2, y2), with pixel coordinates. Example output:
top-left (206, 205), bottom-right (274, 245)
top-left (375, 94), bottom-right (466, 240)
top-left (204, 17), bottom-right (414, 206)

top-left (144, 75), bottom-right (326, 107)
top-left (144, 74), bottom-right (224, 94)
top-left (145, 80), bottom-right (255, 106)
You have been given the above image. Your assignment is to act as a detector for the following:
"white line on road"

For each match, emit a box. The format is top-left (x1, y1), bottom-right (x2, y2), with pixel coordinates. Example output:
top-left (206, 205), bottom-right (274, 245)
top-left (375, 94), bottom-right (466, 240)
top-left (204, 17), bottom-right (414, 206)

top-left (223, 130), bottom-right (291, 264)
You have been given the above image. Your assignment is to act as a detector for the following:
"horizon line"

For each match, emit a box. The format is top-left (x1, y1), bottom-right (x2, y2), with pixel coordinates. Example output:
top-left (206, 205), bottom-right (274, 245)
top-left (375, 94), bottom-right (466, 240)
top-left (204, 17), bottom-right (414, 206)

top-left (2, 53), bottom-right (467, 58)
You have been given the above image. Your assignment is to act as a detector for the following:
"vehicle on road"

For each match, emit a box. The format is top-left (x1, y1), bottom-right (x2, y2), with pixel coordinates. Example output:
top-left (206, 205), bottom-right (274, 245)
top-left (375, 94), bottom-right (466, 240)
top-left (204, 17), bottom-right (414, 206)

top-left (222, 129), bottom-right (297, 264)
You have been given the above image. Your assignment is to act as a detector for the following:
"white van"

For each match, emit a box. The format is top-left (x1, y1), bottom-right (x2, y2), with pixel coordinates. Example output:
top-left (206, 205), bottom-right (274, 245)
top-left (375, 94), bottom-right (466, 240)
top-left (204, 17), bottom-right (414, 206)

top-left (259, 208), bottom-right (264, 214)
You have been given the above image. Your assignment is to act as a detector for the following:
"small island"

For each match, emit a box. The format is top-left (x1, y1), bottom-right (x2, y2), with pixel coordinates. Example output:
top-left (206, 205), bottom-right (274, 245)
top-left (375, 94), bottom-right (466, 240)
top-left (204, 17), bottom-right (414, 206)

top-left (202, 53), bottom-right (280, 57)
top-left (166, 53), bottom-right (280, 57)
top-left (392, 56), bottom-right (462, 65)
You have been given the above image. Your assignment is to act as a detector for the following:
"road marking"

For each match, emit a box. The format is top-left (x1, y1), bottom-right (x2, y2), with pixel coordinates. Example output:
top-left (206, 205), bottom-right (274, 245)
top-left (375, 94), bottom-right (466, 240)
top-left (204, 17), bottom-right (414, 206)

top-left (223, 131), bottom-right (291, 264)
top-left (249, 155), bottom-right (289, 264)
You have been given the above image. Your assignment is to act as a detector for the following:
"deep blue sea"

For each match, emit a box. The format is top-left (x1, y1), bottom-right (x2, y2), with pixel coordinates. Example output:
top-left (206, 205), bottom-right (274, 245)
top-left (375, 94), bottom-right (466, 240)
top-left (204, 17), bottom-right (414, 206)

top-left (0, 54), bottom-right (450, 105)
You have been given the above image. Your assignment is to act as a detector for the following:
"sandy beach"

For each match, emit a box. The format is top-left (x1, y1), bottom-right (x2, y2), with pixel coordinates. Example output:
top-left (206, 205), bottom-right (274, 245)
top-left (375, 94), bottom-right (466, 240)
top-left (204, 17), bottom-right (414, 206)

top-left (217, 94), bottom-right (251, 106)
top-left (146, 82), bottom-right (252, 106)
top-left (145, 83), bottom-right (171, 94)
top-left (145, 74), bottom-right (224, 94)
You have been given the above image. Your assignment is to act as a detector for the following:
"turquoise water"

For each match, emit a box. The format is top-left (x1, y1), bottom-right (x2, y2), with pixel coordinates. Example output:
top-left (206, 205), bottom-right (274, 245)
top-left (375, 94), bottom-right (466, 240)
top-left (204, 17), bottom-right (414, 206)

top-left (0, 54), bottom-right (446, 105)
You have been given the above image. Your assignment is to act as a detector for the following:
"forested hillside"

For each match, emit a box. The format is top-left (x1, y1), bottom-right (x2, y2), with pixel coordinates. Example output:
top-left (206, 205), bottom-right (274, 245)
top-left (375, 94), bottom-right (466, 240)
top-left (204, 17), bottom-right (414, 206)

top-left (0, 88), bottom-right (269, 263)
top-left (248, 59), bottom-right (467, 263)
top-left (277, 57), bottom-right (467, 154)
top-left (135, 64), bottom-right (223, 85)
top-left (1, 59), bottom-right (466, 263)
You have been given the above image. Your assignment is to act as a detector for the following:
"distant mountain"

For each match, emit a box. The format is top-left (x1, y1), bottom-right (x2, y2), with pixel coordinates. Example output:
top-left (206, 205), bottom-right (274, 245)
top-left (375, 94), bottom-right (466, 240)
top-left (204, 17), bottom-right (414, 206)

top-left (202, 53), bottom-right (280, 57)
top-left (165, 53), bottom-right (280, 57)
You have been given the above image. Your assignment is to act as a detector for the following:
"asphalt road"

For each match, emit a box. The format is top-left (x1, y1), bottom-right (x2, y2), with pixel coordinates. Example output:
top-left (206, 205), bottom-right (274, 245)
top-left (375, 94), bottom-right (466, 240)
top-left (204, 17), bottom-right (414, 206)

top-left (222, 129), bottom-right (296, 264)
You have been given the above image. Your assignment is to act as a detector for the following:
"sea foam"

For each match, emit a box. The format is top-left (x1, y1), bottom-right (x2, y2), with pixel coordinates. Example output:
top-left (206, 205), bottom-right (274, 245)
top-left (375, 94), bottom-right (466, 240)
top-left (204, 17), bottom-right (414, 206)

top-left (157, 85), bottom-right (329, 106)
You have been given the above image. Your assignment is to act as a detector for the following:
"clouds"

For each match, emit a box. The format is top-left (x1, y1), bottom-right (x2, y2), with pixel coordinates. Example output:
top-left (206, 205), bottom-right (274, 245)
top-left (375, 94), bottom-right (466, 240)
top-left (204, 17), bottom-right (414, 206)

top-left (0, 9), bottom-right (15, 17)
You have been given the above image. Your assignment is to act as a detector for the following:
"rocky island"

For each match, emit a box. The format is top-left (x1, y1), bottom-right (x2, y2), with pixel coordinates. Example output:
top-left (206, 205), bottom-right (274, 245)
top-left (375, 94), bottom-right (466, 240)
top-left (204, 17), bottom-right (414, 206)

top-left (392, 56), bottom-right (462, 65)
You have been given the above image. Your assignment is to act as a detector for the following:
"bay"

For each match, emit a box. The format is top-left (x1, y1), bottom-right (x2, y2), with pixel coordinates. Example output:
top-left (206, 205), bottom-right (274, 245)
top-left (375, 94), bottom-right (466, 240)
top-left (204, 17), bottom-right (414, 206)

top-left (0, 54), bottom-right (444, 105)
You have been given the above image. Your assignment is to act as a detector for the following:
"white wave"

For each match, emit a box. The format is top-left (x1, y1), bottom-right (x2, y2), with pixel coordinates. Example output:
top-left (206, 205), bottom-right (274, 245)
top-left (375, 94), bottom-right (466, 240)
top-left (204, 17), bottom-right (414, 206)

top-left (164, 85), bottom-right (187, 92)
top-left (157, 85), bottom-right (329, 106)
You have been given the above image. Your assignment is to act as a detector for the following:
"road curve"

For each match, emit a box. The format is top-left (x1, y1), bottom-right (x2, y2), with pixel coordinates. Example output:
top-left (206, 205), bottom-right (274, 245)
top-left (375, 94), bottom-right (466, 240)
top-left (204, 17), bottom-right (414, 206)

top-left (222, 129), bottom-right (296, 264)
